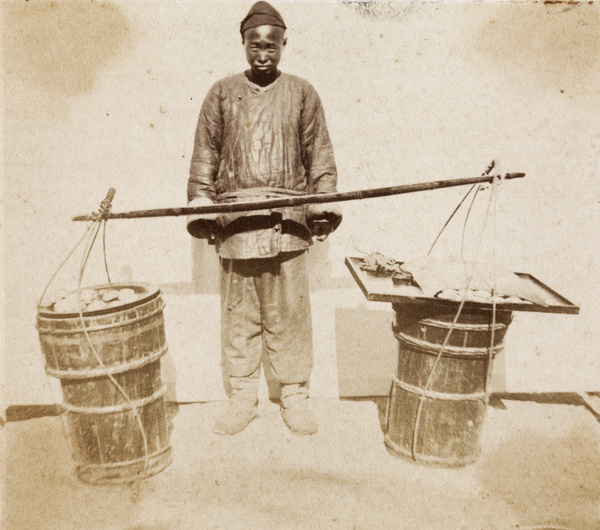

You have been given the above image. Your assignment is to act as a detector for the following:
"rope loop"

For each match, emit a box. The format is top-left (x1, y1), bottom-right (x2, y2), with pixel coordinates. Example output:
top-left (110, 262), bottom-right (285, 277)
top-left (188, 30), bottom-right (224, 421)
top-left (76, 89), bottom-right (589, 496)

top-left (409, 162), bottom-right (504, 462)
top-left (37, 188), bottom-right (151, 481)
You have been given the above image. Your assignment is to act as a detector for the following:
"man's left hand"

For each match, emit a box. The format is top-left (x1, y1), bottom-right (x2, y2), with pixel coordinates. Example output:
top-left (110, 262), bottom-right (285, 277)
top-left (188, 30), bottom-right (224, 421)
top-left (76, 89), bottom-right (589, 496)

top-left (307, 204), bottom-right (342, 242)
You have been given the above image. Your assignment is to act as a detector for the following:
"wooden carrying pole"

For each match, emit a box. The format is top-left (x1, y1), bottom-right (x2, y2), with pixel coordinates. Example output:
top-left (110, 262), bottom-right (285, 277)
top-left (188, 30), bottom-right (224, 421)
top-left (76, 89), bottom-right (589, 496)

top-left (72, 173), bottom-right (525, 221)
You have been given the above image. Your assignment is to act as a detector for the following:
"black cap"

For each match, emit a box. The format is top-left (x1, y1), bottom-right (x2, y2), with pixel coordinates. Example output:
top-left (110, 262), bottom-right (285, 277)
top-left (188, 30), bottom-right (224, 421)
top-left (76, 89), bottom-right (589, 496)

top-left (240, 2), bottom-right (286, 35)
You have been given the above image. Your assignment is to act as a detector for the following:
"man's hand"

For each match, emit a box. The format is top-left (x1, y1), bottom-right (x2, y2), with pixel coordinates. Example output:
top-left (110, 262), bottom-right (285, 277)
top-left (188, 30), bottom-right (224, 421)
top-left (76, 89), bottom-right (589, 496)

top-left (186, 197), bottom-right (220, 243)
top-left (307, 204), bottom-right (342, 242)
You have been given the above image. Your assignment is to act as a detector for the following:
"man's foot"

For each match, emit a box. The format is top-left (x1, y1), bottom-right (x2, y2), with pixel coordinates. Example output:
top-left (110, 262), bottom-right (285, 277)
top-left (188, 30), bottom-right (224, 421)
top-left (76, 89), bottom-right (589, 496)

top-left (281, 400), bottom-right (318, 436)
top-left (280, 382), bottom-right (318, 436)
top-left (213, 373), bottom-right (260, 435)
top-left (213, 403), bottom-right (258, 435)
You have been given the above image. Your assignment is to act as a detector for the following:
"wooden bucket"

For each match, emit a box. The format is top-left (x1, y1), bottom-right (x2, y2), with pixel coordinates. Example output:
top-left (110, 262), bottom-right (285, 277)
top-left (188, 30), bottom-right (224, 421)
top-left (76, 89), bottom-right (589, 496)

top-left (37, 283), bottom-right (172, 484)
top-left (385, 304), bottom-right (512, 467)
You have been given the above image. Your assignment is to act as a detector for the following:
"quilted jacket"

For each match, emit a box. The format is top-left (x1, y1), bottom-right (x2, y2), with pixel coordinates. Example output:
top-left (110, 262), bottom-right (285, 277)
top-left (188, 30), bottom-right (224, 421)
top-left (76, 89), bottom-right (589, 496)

top-left (187, 72), bottom-right (338, 258)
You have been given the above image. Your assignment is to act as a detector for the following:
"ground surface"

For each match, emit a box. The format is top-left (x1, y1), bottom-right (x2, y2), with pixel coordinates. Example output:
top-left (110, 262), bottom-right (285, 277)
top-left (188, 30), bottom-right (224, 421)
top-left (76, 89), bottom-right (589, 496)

top-left (2, 399), bottom-right (599, 529)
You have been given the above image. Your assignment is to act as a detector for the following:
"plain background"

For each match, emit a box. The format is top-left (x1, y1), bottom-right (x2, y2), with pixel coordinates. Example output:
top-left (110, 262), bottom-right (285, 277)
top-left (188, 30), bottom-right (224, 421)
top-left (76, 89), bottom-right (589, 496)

top-left (2, 0), bottom-right (599, 407)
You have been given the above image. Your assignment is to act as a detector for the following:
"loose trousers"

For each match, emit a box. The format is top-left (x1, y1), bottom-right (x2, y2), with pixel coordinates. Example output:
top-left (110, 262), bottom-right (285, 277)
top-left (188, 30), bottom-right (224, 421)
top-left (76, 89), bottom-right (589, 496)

top-left (220, 250), bottom-right (313, 384)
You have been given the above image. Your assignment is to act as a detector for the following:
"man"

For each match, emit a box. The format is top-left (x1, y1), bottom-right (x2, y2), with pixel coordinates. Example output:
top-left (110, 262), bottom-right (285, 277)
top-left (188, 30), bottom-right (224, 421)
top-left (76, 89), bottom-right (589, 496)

top-left (186, 1), bottom-right (341, 436)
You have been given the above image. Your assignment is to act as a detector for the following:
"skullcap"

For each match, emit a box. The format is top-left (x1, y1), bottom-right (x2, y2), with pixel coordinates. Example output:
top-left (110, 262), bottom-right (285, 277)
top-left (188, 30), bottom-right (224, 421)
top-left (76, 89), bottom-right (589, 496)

top-left (240, 2), bottom-right (286, 35)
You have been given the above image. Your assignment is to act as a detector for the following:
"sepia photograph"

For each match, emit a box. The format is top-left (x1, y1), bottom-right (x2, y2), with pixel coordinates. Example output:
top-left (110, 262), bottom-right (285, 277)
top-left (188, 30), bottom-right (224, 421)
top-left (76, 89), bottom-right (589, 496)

top-left (1, 0), bottom-right (599, 528)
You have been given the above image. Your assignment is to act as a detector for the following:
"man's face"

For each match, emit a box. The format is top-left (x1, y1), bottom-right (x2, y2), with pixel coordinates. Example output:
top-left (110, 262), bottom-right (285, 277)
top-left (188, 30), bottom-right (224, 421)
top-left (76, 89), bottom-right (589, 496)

top-left (243, 25), bottom-right (286, 78)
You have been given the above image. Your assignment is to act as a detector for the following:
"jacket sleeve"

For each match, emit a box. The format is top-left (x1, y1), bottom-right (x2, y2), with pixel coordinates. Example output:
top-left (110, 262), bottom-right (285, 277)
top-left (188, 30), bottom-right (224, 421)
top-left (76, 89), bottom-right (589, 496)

top-left (300, 84), bottom-right (338, 195)
top-left (187, 83), bottom-right (224, 203)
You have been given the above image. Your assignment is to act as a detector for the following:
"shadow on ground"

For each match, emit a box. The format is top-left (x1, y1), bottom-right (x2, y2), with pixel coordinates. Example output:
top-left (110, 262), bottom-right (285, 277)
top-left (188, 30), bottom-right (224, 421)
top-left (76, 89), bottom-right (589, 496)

top-left (477, 412), bottom-right (600, 529)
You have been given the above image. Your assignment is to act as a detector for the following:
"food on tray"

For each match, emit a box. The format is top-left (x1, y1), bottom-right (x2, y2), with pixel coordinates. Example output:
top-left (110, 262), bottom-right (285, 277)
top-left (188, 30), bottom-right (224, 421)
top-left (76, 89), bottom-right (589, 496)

top-left (359, 253), bottom-right (551, 306)
top-left (436, 288), bottom-right (532, 304)
top-left (402, 256), bottom-right (549, 306)
top-left (360, 253), bottom-right (414, 283)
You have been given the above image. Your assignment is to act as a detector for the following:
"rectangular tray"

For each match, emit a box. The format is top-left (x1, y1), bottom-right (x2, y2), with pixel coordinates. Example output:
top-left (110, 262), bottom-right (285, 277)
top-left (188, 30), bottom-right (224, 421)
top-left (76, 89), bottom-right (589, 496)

top-left (345, 257), bottom-right (580, 315)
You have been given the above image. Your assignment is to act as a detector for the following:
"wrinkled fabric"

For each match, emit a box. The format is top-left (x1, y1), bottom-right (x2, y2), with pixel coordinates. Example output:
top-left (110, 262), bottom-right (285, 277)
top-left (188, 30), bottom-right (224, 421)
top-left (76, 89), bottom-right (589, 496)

top-left (216, 187), bottom-right (311, 259)
top-left (220, 250), bottom-right (313, 384)
top-left (188, 72), bottom-right (338, 259)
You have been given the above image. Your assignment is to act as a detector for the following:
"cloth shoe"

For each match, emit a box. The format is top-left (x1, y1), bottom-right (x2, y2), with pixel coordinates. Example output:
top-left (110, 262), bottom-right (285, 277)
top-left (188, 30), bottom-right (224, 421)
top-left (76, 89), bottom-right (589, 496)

top-left (213, 375), bottom-right (259, 435)
top-left (280, 382), bottom-right (318, 436)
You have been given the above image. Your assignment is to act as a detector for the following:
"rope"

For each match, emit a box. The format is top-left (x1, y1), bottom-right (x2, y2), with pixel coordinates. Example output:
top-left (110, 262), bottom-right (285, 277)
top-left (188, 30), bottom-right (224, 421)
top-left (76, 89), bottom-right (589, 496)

top-left (37, 222), bottom-right (100, 476)
top-left (428, 161), bottom-right (495, 257)
top-left (38, 190), bottom-right (151, 482)
top-left (102, 220), bottom-right (112, 284)
top-left (37, 222), bottom-right (99, 466)
top-left (37, 221), bottom-right (96, 309)
top-left (75, 223), bottom-right (151, 480)
top-left (485, 171), bottom-right (506, 396)
top-left (392, 374), bottom-right (486, 401)
top-left (408, 166), bottom-right (500, 462)
top-left (78, 221), bottom-right (102, 290)
top-left (461, 186), bottom-right (481, 261)
top-left (427, 185), bottom-right (477, 257)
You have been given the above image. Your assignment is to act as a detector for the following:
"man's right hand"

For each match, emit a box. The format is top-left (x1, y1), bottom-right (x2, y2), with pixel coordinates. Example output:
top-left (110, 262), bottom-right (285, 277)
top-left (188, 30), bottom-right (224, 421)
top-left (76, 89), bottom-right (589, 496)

top-left (186, 197), bottom-right (220, 243)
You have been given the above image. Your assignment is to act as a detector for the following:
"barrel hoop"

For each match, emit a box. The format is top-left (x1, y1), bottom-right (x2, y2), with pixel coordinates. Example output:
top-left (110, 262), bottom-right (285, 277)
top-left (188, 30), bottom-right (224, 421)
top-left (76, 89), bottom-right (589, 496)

top-left (391, 374), bottom-right (486, 401)
top-left (416, 318), bottom-right (507, 332)
top-left (394, 330), bottom-right (503, 357)
top-left (384, 435), bottom-right (477, 467)
top-left (64, 385), bottom-right (167, 414)
top-left (76, 445), bottom-right (172, 469)
top-left (45, 345), bottom-right (168, 379)
top-left (36, 300), bottom-right (165, 335)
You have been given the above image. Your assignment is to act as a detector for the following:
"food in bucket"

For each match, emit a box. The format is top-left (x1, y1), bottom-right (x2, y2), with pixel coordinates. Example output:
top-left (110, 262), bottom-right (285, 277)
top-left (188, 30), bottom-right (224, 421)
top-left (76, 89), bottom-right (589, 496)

top-left (44, 287), bottom-right (143, 313)
top-left (101, 289), bottom-right (120, 302)
top-left (118, 288), bottom-right (137, 302)
top-left (53, 297), bottom-right (86, 313)
top-left (85, 299), bottom-right (109, 311)
top-left (80, 289), bottom-right (98, 304)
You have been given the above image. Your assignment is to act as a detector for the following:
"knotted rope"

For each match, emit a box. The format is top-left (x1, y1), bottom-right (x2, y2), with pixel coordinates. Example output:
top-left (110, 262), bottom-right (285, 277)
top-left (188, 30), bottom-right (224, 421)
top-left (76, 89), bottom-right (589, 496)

top-left (387, 162), bottom-right (506, 462)
top-left (37, 189), bottom-right (150, 481)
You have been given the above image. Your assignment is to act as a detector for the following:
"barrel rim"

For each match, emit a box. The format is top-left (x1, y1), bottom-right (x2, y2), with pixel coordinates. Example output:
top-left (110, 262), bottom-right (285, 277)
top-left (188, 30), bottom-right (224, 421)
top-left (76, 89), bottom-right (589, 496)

top-left (409, 317), bottom-right (509, 332)
top-left (37, 298), bottom-right (165, 335)
top-left (37, 283), bottom-right (160, 320)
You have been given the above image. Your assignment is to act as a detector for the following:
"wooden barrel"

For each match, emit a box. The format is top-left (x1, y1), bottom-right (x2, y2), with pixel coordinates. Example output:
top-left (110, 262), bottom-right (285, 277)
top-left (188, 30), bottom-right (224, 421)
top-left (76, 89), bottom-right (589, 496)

top-left (385, 304), bottom-right (512, 467)
top-left (37, 283), bottom-right (172, 484)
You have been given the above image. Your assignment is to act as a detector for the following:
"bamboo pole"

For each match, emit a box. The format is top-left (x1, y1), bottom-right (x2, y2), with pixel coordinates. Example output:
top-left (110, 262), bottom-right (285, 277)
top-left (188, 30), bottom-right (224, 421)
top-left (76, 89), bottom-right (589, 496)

top-left (72, 172), bottom-right (525, 221)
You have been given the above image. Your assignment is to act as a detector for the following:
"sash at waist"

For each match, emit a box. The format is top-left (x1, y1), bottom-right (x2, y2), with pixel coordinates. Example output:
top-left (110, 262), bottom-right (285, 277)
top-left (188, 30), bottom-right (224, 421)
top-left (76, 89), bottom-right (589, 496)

top-left (217, 187), bottom-right (307, 203)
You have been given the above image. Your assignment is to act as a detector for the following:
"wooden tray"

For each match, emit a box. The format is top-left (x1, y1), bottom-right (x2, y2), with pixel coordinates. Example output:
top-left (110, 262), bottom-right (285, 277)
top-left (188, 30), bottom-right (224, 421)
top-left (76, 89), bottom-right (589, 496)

top-left (345, 257), bottom-right (579, 315)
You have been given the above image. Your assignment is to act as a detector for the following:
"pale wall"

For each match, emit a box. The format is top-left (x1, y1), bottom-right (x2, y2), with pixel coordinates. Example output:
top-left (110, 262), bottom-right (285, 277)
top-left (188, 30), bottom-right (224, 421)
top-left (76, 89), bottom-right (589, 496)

top-left (2, 0), bottom-right (599, 405)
